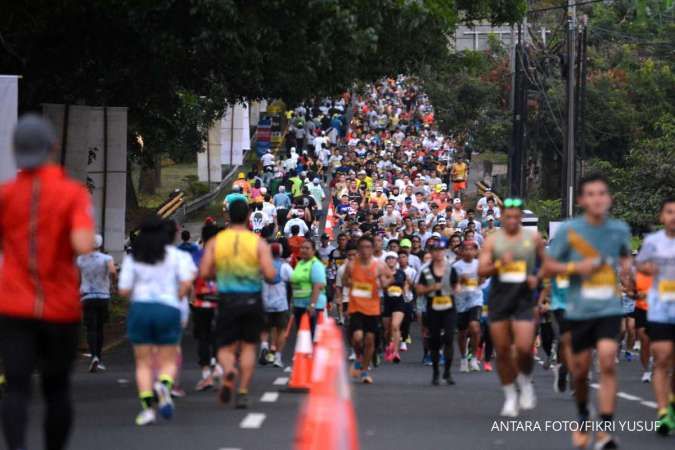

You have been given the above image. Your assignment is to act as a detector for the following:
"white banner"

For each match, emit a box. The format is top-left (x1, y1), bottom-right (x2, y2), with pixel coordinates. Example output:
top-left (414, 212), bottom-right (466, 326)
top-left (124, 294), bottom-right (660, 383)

top-left (221, 102), bottom-right (249, 165)
top-left (0, 75), bottom-right (19, 183)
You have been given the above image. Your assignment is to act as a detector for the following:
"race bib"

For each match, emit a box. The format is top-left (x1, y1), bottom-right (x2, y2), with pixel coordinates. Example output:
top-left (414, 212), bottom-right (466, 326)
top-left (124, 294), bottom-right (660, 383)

top-left (556, 275), bottom-right (570, 289)
top-left (432, 295), bottom-right (453, 311)
top-left (352, 282), bottom-right (373, 299)
top-left (499, 261), bottom-right (527, 283)
top-left (462, 278), bottom-right (479, 292)
top-left (581, 265), bottom-right (616, 300)
top-left (387, 286), bottom-right (403, 297)
top-left (658, 279), bottom-right (675, 303)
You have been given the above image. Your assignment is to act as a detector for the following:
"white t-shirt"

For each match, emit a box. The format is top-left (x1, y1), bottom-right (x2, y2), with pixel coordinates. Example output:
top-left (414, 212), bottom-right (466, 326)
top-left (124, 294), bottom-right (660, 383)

top-left (118, 246), bottom-right (195, 309)
top-left (261, 153), bottom-right (275, 167)
top-left (77, 252), bottom-right (113, 300)
top-left (452, 258), bottom-right (483, 312)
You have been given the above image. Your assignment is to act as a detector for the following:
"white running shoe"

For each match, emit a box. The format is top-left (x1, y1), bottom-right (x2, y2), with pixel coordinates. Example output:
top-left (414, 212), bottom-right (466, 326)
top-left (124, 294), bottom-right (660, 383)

top-left (460, 358), bottom-right (469, 373)
top-left (500, 397), bottom-right (519, 417)
top-left (135, 408), bottom-right (156, 426)
top-left (273, 353), bottom-right (284, 368)
top-left (641, 371), bottom-right (652, 383)
top-left (348, 350), bottom-right (356, 361)
top-left (154, 382), bottom-right (174, 420)
top-left (517, 375), bottom-right (537, 411)
top-left (469, 358), bottom-right (481, 372)
top-left (96, 362), bottom-right (107, 371)
top-left (399, 342), bottom-right (408, 352)
top-left (88, 357), bottom-right (99, 373)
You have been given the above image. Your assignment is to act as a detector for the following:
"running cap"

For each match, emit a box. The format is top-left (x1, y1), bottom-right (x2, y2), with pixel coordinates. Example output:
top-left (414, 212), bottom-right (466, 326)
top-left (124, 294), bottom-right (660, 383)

top-left (13, 114), bottom-right (57, 169)
top-left (431, 240), bottom-right (448, 250)
top-left (399, 238), bottom-right (412, 248)
top-left (94, 234), bottom-right (103, 249)
top-left (384, 251), bottom-right (398, 260)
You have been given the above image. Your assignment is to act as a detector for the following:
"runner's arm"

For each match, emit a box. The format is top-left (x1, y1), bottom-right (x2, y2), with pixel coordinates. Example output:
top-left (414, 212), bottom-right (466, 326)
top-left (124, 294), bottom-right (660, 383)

top-left (477, 234), bottom-right (498, 277)
top-left (199, 239), bottom-right (216, 279)
top-left (378, 262), bottom-right (394, 288)
top-left (258, 240), bottom-right (277, 283)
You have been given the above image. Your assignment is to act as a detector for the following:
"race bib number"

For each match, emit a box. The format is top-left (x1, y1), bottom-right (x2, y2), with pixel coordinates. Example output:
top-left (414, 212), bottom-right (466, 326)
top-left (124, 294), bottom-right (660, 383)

top-left (581, 265), bottom-right (616, 300)
top-left (432, 295), bottom-right (453, 311)
top-left (658, 279), bottom-right (675, 303)
top-left (499, 261), bottom-right (527, 283)
top-left (462, 278), bottom-right (479, 292)
top-left (387, 286), bottom-right (403, 297)
top-left (556, 275), bottom-right (570, 289)
top-left (352, 282), bottom-right (373, 299)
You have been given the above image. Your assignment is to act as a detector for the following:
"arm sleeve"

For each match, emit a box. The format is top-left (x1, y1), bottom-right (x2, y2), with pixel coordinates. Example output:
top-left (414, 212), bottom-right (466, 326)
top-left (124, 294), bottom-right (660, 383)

top-left (117, 255), bottom-right (134, 290)
top-left (70, 186), bottom-right (95, 231)
top-left (311, 261), bottom-right (327, 285)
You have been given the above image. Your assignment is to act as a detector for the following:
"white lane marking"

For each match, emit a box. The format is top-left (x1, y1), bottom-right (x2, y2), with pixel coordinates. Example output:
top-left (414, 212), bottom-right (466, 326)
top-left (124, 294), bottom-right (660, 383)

top-left (260, 392), bottom-right (279, 402)
top-left (617, 392), bottom-right (642, 401)
top-left (640, 401), bottom-right (658, 409)
top-left (590, 383), bottom-right (600, 389)
top-left (218, 448), bottom-right (241, 450)
top-left (240, 413), bottom-right (266, 429)
top-left (273, 377), bottom-right (288, 385)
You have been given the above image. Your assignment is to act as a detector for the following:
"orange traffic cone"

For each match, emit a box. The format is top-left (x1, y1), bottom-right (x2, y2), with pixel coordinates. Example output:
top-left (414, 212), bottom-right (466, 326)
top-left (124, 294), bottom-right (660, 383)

top-left (313, 309), bottom-right (326, 345)
top-left (286, 312), bottom-right (313, 392)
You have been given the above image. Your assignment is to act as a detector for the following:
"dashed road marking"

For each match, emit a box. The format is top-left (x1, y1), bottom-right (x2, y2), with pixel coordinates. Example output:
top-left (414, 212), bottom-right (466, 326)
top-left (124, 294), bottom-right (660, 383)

top-left (218, 448), bottom-right (242, 450)
top-left (617, 392), bottom-right (642, 401)
top-left (240, 413), bottom-right (266, 429)
top-left (260, 392), bottom-right (279, 402)
top-left (640, 400), bottom-right (658, 409)
top-left (273, 377), bottom-right (289, 386)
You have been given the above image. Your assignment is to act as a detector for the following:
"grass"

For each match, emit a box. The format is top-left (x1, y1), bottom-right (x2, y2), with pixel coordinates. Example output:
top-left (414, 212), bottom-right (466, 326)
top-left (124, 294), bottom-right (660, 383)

top-left (130, 161), bottom-right (199, 209)
top-left (473, 150), bottom-right (508, 165)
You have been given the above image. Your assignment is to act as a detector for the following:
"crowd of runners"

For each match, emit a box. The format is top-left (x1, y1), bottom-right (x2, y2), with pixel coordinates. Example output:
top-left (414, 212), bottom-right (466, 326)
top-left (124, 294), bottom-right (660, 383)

top-left (0, 77), bottom-right (673, 450)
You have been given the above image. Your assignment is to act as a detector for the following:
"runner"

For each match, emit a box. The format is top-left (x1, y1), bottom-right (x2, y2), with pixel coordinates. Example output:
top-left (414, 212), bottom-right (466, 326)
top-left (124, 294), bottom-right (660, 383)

top-left (549, 264), bottom-right (572, 394)
top-left (478, 197), bottom-right (546, 417)
top-left (290, 240), bottom-right (327, 337)
top-left (416, 240), bottom-right (459, 385)
top-left (543, 174), bottom-right (632, 449)
top-left (635, 197), bottom-right (675, 436)
top-left (453, 240), bottom-right (483, 373)
top-left (260, 243), bottom-right (293, 369)
top-left (118, 217), bottom-right (195, 425)
top-left (0, 115), bottom-right (95, 448)
top-left (382, 252), bottom-right (407, 364)
top-left (633, 269), bottom-right (653, 383)
top-left (343, 236), bottom-right (393, 384)
top-left (77, 234), bottom-right (117, 373)
top-left (199, 198), bottom-right (277, 409)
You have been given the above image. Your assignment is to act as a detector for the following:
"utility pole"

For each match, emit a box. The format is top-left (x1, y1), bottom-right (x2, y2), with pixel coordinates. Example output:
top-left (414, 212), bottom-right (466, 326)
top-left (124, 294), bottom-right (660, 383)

top-left (564, 1), bottom-right (577, 218)
top-left (509, 23), bottom-right (524, 197)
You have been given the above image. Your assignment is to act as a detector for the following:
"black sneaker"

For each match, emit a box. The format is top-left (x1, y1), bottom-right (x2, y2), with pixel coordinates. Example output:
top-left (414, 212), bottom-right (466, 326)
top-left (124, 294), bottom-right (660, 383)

top-left (219, 372), bottom-right (236, 404)
top-left (431, 370), bottom-right (440, 386)
top-left (258, 348), bottom-right (269, 366)
top-left (443, 372), bottom-right (455, 386)
top-left (557, 365), bottom-right (568, 393)
top-left (235, 392), bottom-right (249, 409)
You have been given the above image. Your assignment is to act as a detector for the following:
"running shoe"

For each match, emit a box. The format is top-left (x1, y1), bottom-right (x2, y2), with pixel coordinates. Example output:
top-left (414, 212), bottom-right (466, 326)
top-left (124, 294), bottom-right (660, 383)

top-left (348, 350), bottom-right (356, 361)
top-left (96, 362), bottom-right (107, 371)
top-left (392, 352), bottom-right (401, 364)
top-left (235, 391), bottom-right (249, 409)
top-left (384, 343), bottom-right (394, 362)
top-left (171, 387), bottom-right (186, 398)
top-left (405, 336), bottom-right (412, 345)
top-left (350, 361), bottom-right (362, 379)
top-left (361, 372), bottom-right (373, 384)
top-left (553, 364), bottom-right (568, 393)
top-left (265, 351), bottom-right (275, 364)
top-left (641, 371), bottom-right (652, 383)
top-left (423, 355), bottom-right (433, 366)
top-left (399, 342), bottom-right (408, 352)
top-left (593, 433), bottom-right (619, 450)
top-left (624, 351), bottom-right (633, 362)
top-left (154, 381), bottom-right (174, 420)
top-left (195, 376), bottom-right (214, 392)
top-left (469, 358), bottom-right (481, 372)
top-left (273, 353), bottom-right (284, 368)
top-left (135, 408), bottom-right (156, 426)
top-left (483, 361), bottom-right (493, 372)
top-left (219, 371), bottom-right (236, 404)
top-left (88, 357), bottom-right (99, 373)
top-left (518, 377), bottom-right (537, 411)
top-left (656, 411), bottom-right (675, 436)
top-left (258, 347), bottom-right (269, 366)
top-left (459, 358), bottom-right (469, 373)
top-left (500, 397), bottom-right (519, 417)
top-left (442, 372), bottom-right (455, 386)
top-left (572, 430), bottom-right (591, 449)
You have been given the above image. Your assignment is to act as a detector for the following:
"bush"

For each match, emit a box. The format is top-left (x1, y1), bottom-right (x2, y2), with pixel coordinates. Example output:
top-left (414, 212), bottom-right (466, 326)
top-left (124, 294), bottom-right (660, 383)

top-left (527, 197), bottom-right (562, 236)
top-left (183, 175), bottom-right (209, 197)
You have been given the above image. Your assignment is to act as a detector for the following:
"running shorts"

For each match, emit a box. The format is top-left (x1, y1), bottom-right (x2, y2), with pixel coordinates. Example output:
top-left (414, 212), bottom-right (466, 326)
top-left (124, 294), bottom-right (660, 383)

top-left (647, 322), bottom-right (675, 343)
top-left (382, 297), bottom-right (406, 317)
top-left (349, 312), bottom-right (379, 335)
top-left (215, 294), bottom-right (265, 346)
top-left (265, 311), bottom-right (290, 329)
top-left (630, 308), bottom-right (647, 330)
top-left (457, 306), bottom-right (481, 331)
top-left (568, 315), bottom-right (622, 353)
top-left (552, 308), bottom-right (571, 334)
top-left (452, 181), bottom-right (467, 192)
top-left (488, 295), bottom-right (535, 323)
top-left (128, 302), bottom-right (182, 345)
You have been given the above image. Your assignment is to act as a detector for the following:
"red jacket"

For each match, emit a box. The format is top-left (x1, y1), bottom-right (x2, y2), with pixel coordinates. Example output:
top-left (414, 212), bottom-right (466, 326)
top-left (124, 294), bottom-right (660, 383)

top-left (0, 165), bottom-right (94, 323)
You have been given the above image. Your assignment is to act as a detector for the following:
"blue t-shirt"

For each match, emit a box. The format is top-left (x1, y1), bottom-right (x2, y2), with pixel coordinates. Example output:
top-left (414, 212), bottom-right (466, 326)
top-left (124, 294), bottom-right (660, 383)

top-left (636, 230), bottom-right (675, 324)
top-left (547, 217), bottom-right (631, 320)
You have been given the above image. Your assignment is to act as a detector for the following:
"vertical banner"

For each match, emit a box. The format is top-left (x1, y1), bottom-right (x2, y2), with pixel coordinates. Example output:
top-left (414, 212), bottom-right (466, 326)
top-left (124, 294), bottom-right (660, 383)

top-left (220, 102), bottom-right (249, 166)
top-left (197, 121), bottom-right (223, 183)
top-left (0, 75), bottom-right (19, 183)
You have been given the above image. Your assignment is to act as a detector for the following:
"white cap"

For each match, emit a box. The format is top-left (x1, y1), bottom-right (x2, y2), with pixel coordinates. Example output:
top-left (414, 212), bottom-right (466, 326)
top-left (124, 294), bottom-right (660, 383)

top-left (453, 198), bottom-right (461, 204)
top-left (384, 251), bottom-right (399, 260)
top-left (94, 234), bottom-right (103, 249)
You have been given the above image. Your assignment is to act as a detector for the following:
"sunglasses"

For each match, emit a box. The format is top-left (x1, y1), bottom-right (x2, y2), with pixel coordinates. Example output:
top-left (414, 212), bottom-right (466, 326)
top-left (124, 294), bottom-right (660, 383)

top-left (504, 198), bottom-right (524, 209)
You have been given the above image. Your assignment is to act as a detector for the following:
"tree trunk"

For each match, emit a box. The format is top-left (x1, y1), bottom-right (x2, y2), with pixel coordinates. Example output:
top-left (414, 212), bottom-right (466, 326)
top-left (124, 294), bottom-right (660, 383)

top-left (138, 153), bottom-right (161, 195)
top-left (126, 167), bottom-right (138, 208)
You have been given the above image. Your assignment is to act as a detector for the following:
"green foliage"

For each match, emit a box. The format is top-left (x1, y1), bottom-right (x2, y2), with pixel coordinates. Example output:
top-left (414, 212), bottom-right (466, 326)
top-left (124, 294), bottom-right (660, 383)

top-left (183, 175), bottom-right (210, 198)
top-left (527, 197), bottom-right (562, 235)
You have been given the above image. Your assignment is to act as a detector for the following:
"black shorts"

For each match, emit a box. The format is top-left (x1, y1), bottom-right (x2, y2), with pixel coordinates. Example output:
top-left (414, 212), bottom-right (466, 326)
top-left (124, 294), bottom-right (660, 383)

top-left (647, 322), bottom-right (675, 342)
top-left (265, 311), bottom-right (290, 329)
top-left (568, 315), bottom-right (622, 353)
top-left (457, 306), bottom-right (481, 331)
top-left (349, 312), bottom-right (379, 335)
top-left (630, 308), bottom-right (648, 329)
top-left (215, 294), bottom-right (265, 347)
top-left (488, 295), bottom-right (535, 322)
top-left (382, 297), bottom-right (406, 317)
top-left (553, 309), bottom-right (572, 334)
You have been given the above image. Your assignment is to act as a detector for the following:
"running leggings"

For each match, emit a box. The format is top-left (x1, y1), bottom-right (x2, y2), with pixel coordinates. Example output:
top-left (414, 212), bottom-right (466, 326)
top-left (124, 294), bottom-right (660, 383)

top-left (83, 299), bottom-right (108, 359)
top-left (480, 319), bottom-right (493, 362)
top-left (0, 317), bottom-right (79, 450)
top-left (540, 321), bottom-right (555, 358)
top-left (427, 308), bottom-right (456, 372)
top-left (192, 307), bottom-right (216, 367)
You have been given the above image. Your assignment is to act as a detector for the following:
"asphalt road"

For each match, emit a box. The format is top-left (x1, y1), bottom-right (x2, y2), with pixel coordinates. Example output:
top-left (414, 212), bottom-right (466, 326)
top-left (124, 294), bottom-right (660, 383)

top-left (14, 324), bottom-right (673, 450)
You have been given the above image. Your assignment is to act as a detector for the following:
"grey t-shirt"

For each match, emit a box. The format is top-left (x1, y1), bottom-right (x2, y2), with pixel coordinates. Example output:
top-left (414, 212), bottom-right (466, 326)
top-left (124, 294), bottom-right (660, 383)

top-left (77, 251), bottom-right (113, 300)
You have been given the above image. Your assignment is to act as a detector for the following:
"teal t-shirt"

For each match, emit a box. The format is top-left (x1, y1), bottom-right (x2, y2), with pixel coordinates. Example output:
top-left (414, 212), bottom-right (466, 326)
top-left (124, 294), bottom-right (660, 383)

top-left (550, 275), bottom-right (569, 311)
top-left (547, 216), bottom-right (631, 320)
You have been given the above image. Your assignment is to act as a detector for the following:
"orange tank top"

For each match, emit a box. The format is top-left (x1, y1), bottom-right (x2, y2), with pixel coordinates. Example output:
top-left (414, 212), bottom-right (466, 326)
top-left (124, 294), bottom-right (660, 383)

top-left (635, 272), bottom-right (652, 311)
top-left (348, 259), bottom-right (380, 316)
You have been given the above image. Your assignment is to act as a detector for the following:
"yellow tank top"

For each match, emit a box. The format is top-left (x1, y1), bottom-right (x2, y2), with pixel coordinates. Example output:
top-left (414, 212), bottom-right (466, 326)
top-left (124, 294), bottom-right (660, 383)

top-left (214, 228), bottom-right (262, 294)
